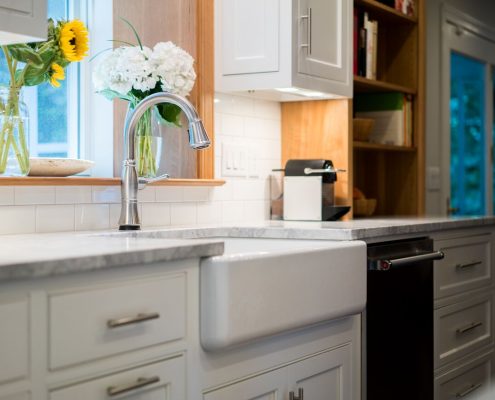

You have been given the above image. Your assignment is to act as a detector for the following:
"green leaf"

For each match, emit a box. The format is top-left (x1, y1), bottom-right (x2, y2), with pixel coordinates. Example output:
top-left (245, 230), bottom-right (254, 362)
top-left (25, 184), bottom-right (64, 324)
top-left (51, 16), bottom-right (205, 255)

top-left (97, 89), bottom-right (135, 103)
top-left (8, 44), bottom-right (43, 65)
top-left (157, 103), bottom-right (182, 127)
top-left (119, 17), bottom-right (143, 50)
top-left (22, 64), bottom-right (48, 86)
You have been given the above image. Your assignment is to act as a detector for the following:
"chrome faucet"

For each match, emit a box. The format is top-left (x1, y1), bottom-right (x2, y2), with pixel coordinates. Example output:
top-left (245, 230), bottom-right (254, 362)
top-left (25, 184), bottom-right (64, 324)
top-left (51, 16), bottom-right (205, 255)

top-left (119, 92), bottom-right (211, 230)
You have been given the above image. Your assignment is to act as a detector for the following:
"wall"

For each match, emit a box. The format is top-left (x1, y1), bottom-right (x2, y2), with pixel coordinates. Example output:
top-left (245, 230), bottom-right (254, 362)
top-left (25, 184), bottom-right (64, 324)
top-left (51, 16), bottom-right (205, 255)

top-left (425, 0), bottom-right (495, 215)
top-left (0, 94), bottom-right (281, 235)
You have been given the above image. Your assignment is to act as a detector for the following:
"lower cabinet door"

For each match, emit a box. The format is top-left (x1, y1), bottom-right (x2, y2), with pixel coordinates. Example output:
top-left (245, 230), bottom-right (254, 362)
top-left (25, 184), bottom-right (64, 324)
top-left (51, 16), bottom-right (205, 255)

top-left (204, 368), bottom-right (287, 400)
top-left (435, 351), bottom-right (493, 400)
top-left (288, 345), bottom-right (351, 400)
top-left (50, 356), bottom-right (184, 400)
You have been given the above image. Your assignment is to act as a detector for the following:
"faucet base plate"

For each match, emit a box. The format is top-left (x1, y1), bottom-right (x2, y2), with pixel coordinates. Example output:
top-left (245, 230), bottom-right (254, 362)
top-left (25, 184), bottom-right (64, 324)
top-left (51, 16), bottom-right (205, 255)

top-left (119, 225), bottom-right (141, 231)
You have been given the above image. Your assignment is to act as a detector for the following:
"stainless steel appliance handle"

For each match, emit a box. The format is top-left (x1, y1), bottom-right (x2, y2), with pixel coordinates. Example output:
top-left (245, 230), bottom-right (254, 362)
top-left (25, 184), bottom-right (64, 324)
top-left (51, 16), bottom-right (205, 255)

top-left (107, 376), bottom-right (160, 397)
top-left (304, 167), bottom-right (346, 175)
top-left (456, 321), bottom-right (483, 334)
top-left (379, 251), bottom-right (445, 270)
top-left (107, 312), bottom-right (160, 328)
top-left (455, 382), bottom-right (483, 398)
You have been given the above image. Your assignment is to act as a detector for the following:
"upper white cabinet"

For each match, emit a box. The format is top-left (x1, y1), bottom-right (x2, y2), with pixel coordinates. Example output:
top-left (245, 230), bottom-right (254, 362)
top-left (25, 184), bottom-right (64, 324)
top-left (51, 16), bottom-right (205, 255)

top-left (0, 0), bottom-right (47, 45)
top-left (215, 0), bottom-right (352, 100)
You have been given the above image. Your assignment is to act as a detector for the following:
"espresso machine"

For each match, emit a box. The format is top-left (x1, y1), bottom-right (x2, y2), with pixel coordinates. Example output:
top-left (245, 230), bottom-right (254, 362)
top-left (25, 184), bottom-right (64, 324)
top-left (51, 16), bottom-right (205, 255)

top-left (280, 159), bottom-right (350, 221)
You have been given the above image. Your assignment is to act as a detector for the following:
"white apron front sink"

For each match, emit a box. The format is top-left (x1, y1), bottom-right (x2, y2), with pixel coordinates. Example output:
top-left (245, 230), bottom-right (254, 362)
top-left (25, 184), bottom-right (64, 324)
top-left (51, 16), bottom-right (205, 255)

top-left (200, 238), bottom-right (366, 351)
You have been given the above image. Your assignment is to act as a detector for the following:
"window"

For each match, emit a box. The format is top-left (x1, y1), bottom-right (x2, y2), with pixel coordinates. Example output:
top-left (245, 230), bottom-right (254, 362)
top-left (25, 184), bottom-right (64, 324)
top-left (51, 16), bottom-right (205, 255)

top-left (0, 0), bottom-right (113, 176)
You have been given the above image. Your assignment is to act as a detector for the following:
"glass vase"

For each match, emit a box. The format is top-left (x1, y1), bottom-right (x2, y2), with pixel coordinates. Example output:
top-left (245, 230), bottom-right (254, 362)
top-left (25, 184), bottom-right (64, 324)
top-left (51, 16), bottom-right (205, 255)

top-left (131, 106), bottom-right (163, 178)
top-left (0, 86), bottom-right (30, 176)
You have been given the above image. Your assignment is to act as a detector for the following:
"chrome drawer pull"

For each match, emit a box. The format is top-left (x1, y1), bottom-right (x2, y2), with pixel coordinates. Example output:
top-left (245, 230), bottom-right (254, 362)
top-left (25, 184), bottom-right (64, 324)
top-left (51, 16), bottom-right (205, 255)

top-left (107, 312), bottom-right (160, 328)
top-left (455, 382), bottom-right (483, 398)
top-left (456, 321), bottom-right (483, 334)
top-left (107, 376), bottom-right (160, 397)
top-left (456, 261), bottom-right (482, 270)
top-left (289, 388), bottom-right (304, 400)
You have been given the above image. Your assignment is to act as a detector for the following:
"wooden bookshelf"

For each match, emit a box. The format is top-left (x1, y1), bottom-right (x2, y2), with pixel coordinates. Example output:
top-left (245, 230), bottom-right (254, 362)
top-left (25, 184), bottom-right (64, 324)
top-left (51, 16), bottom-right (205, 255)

top-left (355, 0), bottom-right (417, 24)
top-left (353, 141), bottom-right (417, 152)
top-left (281, 0), bottom-right (425, 218)
top-left (354, 76), bottom-right (416, 95)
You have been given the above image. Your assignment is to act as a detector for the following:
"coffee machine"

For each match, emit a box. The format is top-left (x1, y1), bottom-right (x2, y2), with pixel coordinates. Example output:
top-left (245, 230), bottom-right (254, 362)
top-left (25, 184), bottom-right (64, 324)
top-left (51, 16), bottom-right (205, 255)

top-left (282, 159), bottom-right (350, 221)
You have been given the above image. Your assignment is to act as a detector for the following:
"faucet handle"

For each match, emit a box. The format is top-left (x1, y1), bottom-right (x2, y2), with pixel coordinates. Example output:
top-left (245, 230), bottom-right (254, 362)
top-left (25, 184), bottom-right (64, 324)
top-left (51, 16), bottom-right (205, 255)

top-left (138, 173), bottom-right (170, 189)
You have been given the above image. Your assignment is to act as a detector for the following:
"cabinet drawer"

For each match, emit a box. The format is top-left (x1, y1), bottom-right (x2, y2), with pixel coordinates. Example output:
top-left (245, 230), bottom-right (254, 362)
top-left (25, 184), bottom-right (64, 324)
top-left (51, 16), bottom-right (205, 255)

top-left (435, 293), bottom-right (493, 368)
top-left (435, 235), bottom-right (492, 299)
top-left (0, 298), bottom-right (29, 384)
top-left (0, 394), bottom-right (30, 400)
top-left (435, 351), bottom-right (493, 400)
top-left (49, 274), bottom-right (186, 369)
top-left (50, 356), bottom-right (184, 400)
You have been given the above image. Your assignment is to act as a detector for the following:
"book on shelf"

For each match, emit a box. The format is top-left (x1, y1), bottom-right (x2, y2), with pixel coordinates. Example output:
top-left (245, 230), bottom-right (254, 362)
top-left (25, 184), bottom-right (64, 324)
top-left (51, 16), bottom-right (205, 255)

top-left (355, 11), bottom-right (378, 80)
top-left (394, 0), bottom-right (415, 17)
top-left (354, 92), bottom-right (413, 147)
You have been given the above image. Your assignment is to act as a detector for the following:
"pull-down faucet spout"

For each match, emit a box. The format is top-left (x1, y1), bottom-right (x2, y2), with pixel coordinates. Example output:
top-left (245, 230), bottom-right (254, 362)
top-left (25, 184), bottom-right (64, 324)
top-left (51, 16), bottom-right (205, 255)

top-left (118, 92), bottom-right (211, 230)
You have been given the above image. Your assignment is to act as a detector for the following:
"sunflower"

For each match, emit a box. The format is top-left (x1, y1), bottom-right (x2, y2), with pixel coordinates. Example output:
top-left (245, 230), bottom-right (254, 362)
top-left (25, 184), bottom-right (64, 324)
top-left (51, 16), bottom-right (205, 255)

top-left (59, 19), bottom-right (89, 62)
top-left (49, 63), bottom-right (65, 88)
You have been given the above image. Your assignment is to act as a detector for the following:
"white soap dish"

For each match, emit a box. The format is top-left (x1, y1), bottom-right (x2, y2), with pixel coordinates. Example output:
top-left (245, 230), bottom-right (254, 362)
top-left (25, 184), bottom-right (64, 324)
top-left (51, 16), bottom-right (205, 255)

top-left (28, 158), bottom-right (95, 177)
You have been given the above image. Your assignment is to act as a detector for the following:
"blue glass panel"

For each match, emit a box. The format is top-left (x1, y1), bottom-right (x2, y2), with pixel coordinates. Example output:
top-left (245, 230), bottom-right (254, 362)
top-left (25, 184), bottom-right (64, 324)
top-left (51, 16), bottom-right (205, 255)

top-left (450, 51), bottom-right (486, 215)
top-left (37, 0), bottom-right (69, 146)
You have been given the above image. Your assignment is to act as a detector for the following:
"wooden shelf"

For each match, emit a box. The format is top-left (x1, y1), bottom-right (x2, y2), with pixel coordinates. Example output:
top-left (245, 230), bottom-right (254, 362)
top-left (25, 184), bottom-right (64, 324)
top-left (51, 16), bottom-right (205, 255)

top-left (354, 0), bottom-right (417, 24)
top-left (354, 76), bottom-right (416, 94)
top-left (0, 177), bottom-right (226, 186)
top-left (353, 141), bottom-right (417, 152)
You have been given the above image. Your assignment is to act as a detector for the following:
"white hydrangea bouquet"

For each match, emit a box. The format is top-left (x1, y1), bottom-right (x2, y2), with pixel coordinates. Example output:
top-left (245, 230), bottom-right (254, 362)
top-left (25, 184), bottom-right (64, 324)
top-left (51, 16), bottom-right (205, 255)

top-left (93, 22), bottom-right (196, 177)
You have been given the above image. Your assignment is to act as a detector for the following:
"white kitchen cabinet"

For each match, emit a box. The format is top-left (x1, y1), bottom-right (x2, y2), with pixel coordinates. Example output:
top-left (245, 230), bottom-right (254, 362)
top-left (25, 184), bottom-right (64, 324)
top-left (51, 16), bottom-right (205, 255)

top-left (205, 345), bottom-right (352, 400)
top-left (0, 0), bottom-right (47, 45)
top-left (215, 0), bottom-right (352, 100)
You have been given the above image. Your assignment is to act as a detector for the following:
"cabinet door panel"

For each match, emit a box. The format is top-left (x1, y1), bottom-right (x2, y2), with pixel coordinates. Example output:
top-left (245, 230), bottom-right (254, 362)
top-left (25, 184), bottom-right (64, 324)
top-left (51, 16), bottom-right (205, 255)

top-left (0, 299), bottom-right (29, 384)
top-left (0, 0), bottom-right (46, 44)
top-left (297, 0), bottom-right (350, 83)
top-left (204, 367), bottom-right (287, 400)
top-left (288, 345), bottom-right (351, 400)
top-left (0, 394), bottom-right (30, 400)
top-left (220, 0), bottom-right (279, 75)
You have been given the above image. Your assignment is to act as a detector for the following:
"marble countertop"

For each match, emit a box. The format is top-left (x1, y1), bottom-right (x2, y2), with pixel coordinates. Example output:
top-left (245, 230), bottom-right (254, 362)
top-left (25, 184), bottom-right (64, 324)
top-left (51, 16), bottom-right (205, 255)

top-left (0, 233), bottom-right (223, 282)
top-left (109, 216), bottom-right (495, 241)
top-left (1, 216), bottom-right (494, 282)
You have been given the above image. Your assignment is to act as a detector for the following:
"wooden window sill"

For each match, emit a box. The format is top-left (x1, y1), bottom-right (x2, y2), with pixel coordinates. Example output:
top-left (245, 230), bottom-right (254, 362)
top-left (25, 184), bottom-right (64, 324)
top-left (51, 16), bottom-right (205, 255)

top-left (0, 177), bottom-right (225, 186)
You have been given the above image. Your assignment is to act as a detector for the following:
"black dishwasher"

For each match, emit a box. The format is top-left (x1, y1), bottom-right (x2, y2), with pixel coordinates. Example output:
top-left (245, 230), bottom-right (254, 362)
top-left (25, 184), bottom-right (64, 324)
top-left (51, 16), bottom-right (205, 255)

top-left (365, 237), bottom-right (444, 400)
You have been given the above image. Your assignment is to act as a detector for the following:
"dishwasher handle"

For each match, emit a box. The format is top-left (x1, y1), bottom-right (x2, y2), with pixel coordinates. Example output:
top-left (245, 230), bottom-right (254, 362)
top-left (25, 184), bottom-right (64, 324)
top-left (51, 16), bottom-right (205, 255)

top-left (371, 251), bottom-right (444, 271)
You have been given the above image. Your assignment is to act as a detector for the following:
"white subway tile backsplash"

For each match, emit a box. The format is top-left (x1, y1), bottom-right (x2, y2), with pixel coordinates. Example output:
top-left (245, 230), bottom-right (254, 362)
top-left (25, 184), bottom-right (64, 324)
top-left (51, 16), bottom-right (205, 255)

top-left (0, 206), bottom-right (36, 234)
top-left (141, 203), bottom-right (171, 227)
top-left (196, 202), bottom-right (222, 225)
top-left (170, 203), bottom-right (197, 226)
top-left (183, 186), bottom-right (209, 202)
top-left (92, 186), bottom-right (121, 204)
top-left (221, 201), bottom-right (245, 223)
top-left (36, 205), bottom-right (75, 233)
top-left (0, 187), bottom-right (14, 205)
top-left (109, 204), bottom-right (121, 229)
top-left (75, 204), bottom-right (110, 231)
top-left (209, 181), bottom-right (233, 201)
top-left (232, 179), bottom-right (268, 201)
top-left (55, 186), bottom-right (92, 204)
top-left (244, 200), bottom-right (270, 221)
top-left (15, 186), bottom-right (55, 205)
top-left (155, 186), bottom-right (183, 202)
top-left (222, 114), bottom-right (244, 136)
top-left (138, 186), bottom-right (156, 202)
